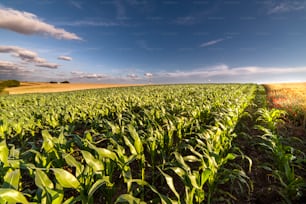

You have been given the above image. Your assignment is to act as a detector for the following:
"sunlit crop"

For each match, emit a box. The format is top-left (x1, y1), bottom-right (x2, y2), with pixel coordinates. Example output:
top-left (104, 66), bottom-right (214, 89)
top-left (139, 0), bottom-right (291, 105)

top-left (0, 84), bottom-right (304, 203)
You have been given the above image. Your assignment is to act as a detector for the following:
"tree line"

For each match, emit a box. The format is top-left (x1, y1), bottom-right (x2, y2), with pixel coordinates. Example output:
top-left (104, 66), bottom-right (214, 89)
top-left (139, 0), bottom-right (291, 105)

top-left (0, 80), bottom-right (20, 94)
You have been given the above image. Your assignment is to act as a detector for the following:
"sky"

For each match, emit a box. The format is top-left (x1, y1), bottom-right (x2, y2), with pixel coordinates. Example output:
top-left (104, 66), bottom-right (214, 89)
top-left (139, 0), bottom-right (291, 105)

top-left (0, 0), bottom-right (306, 84)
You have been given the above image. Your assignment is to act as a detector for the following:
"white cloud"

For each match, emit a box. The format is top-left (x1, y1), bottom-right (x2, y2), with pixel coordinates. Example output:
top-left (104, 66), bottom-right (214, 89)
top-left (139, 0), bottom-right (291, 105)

top-left (0, 60), bottom-right (35, 80)
top-left (71, 71), bottom-right (107, 79)
top-left (58, 20), bottom-right (121, 27)
top-left (58, 56), bottom-right (72, 61)
top-left (268, 1), bottom-right (306, 14)
top-left (0, 7), bottom-right (81, 40)
top-left (0, 46), bottom-right (59, 68)
top-left (0, 60), bottom-right (19, 70)
top-left (144, 72), bottom-right (153, 78)
top-left (71, 71), bottom-right (85, 75)
top-left (127, 73), bottom-right (139, 80)
top-left (146, 64), bottom-right (306, 83)
top-left (81, 74), bottom-right (108, 79)
top-left (200, 38), bottom-right (224, 47)
top-left (70, 0), bottom-right (83, 9)
top-left (36, 62), bottom-right (58, 69)
top-left (0, 46), bottom-right (37, 61)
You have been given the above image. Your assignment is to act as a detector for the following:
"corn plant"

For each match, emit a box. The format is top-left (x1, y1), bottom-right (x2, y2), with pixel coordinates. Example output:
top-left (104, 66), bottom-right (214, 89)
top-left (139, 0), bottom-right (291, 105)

top-left (0, 84), bottom-right (271, 203)
top-left (256, 108), bottom-right (306, 203)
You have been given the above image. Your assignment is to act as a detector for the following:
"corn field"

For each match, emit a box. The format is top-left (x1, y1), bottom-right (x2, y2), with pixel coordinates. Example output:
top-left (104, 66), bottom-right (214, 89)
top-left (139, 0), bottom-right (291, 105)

top-left (0, 84), bottom-right (305, 204)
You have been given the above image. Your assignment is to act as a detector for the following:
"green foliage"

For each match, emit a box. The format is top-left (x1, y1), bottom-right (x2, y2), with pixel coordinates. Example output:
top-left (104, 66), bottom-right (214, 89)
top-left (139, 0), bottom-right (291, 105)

top-left (0, 84), bottom-right (278, 203)
top-left (0, 80), bottom-right (20, 88)
top-left (256, 108), bottom-right (306, 203)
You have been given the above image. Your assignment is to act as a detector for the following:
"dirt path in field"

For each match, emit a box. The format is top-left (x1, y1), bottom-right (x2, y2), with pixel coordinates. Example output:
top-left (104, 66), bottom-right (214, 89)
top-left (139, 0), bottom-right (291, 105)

top-left (5, 82), bottom-right (144, 94)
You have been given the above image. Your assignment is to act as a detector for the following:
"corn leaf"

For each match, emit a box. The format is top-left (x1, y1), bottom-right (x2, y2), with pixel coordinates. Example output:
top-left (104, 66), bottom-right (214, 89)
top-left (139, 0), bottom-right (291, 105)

top-left (128, 125), bottom-right (143, 155)
top-left (115, 194), bottom-right (145, 204)
top-left (123, 135), bottom-right (137, 155)
top-left (3, 169), bottom-right (20, 190)
top-left (35, 169), bottom-right (54, 190)
top-left (0, 188), bottom-right (29, 204)
top-left (45, 187), bottom-right (64, 204)
top-left (88, 177), bottom-right (111, 198)
top-left (158, 167), bottom-right (180, 200)
top-left (41, 130), bottom-right (54, 153)
top-left (88, 142), bottom-right (118, 161)
top-left (63, 153), bottom-right (83, 177)
top-left (52, 168), bottom-right (80, 189)
top-left (81, 150), bottom-right (104, 172)
top-left (0, 140), bottom-right (9, 166)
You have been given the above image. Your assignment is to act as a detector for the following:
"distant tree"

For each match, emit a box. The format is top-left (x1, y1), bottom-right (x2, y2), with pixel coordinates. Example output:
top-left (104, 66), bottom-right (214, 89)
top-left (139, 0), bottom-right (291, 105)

top-left (49, 81), bottom-right (58, 84)
top-left (61, 81), bottom-right (70, 84)
top-left (0, 80), bottom-right (20, 87)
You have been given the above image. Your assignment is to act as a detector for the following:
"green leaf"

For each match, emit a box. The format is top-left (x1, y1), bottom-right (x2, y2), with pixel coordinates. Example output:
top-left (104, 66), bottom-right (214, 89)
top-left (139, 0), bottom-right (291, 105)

top-left (9, 145), bottom-right (20, 159)
top-left (63, 196), bottom-right (75, 204)
top-left (158, 168), bottom-right (180, 200)
top-left (183, 155), bottom-right (200, 163)
top-left (123, 136), bottom-right (137, 155)
top-left (81, 150), bottom-right (104, 172)
top-left (62, 196), bottom-right (75, 204)
top-left (88, 143), bottom-right (117, 161)
top-left (41, 130), bottom-right (54, 153)
top-left (225, 153), bottom-right (236, 161)
top-left (63, 153), bottom-right (83, 177)
top-left (57, 131), bottom-right (67, 145)
top-left (0, 188), bottom-right (29, 204)
top-left (128, 125), bottom-right (143, 154)
top-left (171, 167), bottom-right (185, 178)
top-left (115, 194), bottom-right (146, 204)
top-left (188, 174), bottom-right (200, 189)
top-left (35, 169), bottom-right (54, 190)
top-left (173, 152), bottom-right (190, 172)
top-left (130, 179), bottom-right (174, 204)
top-left (200, 169), bottom-right (212, 185)
top-left (3, 169), bottom-right (20, 190)
top-left (45, 187), bottom-right (64, 204)
top-left (52, 168), bottom-right (80, 189)
top-left (88, 177), bottom-right (111, 198)
top-left (0, 140), bottom-right (9, 166)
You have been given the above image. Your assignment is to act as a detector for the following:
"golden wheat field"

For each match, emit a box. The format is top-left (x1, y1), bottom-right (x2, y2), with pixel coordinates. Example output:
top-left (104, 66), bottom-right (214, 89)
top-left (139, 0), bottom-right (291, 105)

top-left (5, 82), bottom-right (143, 94)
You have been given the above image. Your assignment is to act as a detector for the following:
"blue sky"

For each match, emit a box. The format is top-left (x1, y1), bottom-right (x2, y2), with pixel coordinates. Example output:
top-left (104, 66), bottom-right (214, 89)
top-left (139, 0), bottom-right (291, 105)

top-left (0, 0), bottom-right (306, 83)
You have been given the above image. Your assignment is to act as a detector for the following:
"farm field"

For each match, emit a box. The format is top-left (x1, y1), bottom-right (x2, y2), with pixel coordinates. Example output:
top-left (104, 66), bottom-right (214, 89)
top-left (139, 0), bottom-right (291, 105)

top-left (265, 83), bottom-right (306, 128)
top-left (4, 82), bottom-right (142, 95)
top-left (0, 84), bottom-right (305, 203)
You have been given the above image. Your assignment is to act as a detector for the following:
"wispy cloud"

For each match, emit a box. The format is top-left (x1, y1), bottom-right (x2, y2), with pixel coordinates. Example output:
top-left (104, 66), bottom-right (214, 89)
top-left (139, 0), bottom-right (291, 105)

top-left (58, 55), bottom-right (72, 61)
top-left (268, 1), bottom-right (306, 14)
top-left (0, 46), bottom-right (59, 68)
top-left (136, 40), bottom-right (163, 51)
top-left (71, 71), bottom-right (107, 79)
top-left (144, 72), bottom-right (153, 78)
top-left (155, 65), bottom-right (306, 82)
top-left (127, 73), bottom-right (139, 80)
top-left (174, 16), bottom-right (196, 26)
top-left (36, 62), bottom-right (58, 69)
top-left (0, 7), bottom-right (81, 40)
top-left (200, 38), bottom-right (224, 47)
top-left (0, 60), bottom-right (36, 80)
top-left (0, 60), bottom-right (20, 71)
top-left (57, 20), bottom-right (122, 27)
top-left (70, 0), bottom-right (83, 9)
top-left (173, 1), bottom-right (222, 26)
